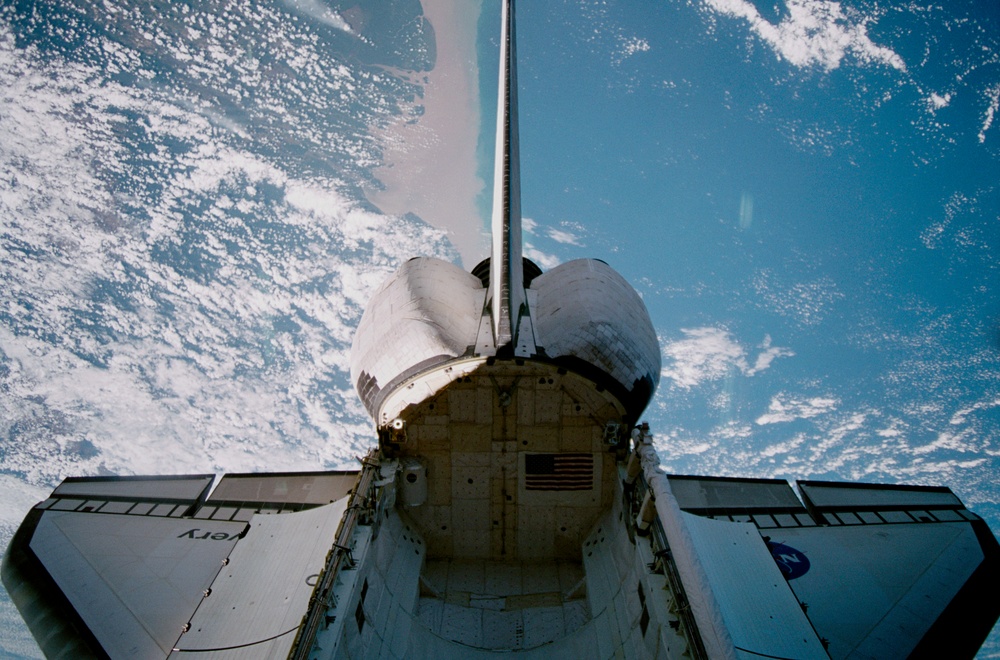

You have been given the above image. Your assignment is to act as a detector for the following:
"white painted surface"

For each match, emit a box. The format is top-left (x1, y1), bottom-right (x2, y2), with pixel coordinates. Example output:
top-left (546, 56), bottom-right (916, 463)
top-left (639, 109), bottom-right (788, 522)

top-left (414, 558), bottom-right (588, 651)
top-left (488, 0), bottom-right (528, 354)
top-left (681, 514), bottom-right (827, 659)
top-left (31, 510), bottom-right (242, 658)
top-left (173, 497), bottom-right (349, 657)
top-left (777, 522), bottom-right (983, 659)
top-left (532, 259), bottom-right (660, 397)
top-left (351, 257), bottom-right (484, 413)
top-left (352, 254), bottom-right (660, 425)
top-left (638, 439), bottom-right (738, 660)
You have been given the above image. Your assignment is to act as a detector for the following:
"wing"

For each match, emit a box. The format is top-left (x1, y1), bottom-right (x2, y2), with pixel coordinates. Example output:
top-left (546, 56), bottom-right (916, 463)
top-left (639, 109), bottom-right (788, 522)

top-left (629, 449), bottom-right (1000, 660)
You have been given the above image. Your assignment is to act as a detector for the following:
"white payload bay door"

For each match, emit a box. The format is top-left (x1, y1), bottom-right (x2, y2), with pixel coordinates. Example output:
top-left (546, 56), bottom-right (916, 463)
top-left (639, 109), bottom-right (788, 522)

top-left (31, 511), bottom-right (244, 658)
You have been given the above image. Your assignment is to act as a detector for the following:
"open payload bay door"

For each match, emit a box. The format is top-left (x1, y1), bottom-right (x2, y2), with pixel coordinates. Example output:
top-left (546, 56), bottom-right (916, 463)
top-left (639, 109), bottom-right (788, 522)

top-left (649, 471), bottom-right (1000, 659)
top-left (2, 471), bottom-right (360, 659)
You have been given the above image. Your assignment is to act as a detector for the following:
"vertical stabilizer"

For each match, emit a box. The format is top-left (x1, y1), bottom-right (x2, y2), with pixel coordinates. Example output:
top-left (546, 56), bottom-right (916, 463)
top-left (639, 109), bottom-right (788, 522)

top-left (489, 0), bottom-right (532, 354)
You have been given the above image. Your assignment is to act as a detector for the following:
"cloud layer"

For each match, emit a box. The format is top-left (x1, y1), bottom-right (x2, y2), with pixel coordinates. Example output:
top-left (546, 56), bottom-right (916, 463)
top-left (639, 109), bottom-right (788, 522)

top-left (703, 0), bottom-right (906, 71)
top-left (660, 327), bottom-right (793, 389)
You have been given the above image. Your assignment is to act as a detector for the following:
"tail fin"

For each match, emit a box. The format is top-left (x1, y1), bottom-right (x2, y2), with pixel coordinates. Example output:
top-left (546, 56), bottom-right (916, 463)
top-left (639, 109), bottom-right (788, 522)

top-left (489, 0), bottom-right (533, 355)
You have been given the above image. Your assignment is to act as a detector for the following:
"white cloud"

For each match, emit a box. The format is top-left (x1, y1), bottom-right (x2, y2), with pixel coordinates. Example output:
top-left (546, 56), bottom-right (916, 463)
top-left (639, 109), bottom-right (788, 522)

top-left (661, 327), bottom-right (746, 388)
top-left (820, 412), bottom-right (868, 448)
top-left (950, 397), bottom-right (1000, 426)
top-left (748, 334), bottom-right (795, 375)
top-left (753, 270), bottom-right (844, 326)
top-left (0, 26), bottom-right (451, 487)
top-left (759, 433), bottom-right (807, 458)
top-left (756, 393), bottom-right (839, 424)
top-left (547, 227), bottom-right (583, 246)
top-left (980, 85), bottom-right (999, 144)
top-left (578, 3), bottom-right (651, 74)
top-left (912, 430), bottom-right (976, 455)
top-left (893, 457), bottom-right (988, 478)
top-left (927, 92), bottom-right (951, 112)
top-left (524, 244), bottom-right (560, 270)
top-left (661, 327), bottom-right (792, 388)
top-left (716, 422), bottom-right (754, 440)
top-left (622, 37), bottom-right (651, 58)
top-left (613, 36), bottom-right (651, 66)
top-left (0, 476), bottom-right (49, 527)
top-left (703, 0), bottom-right (906, 72)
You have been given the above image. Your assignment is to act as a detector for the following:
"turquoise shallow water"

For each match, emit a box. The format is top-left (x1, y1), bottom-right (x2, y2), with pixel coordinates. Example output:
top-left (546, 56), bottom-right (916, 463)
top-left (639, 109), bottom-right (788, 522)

top-left (475, 3), bottom-right (501, 240)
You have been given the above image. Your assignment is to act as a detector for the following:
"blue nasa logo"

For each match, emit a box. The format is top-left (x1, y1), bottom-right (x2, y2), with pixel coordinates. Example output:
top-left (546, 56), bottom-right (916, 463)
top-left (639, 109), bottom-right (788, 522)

top-left (767, 541), bottom-right (810, 580)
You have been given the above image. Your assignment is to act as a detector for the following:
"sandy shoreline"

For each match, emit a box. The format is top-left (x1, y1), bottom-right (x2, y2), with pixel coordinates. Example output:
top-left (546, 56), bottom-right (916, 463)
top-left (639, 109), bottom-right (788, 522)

top-left (365, 0), bottom-right (487, 267)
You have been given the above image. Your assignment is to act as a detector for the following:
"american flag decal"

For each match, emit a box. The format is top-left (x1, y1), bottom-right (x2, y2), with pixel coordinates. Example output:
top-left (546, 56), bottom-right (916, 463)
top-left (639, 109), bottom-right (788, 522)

top-left (524, 453), bottom-right (594, 491)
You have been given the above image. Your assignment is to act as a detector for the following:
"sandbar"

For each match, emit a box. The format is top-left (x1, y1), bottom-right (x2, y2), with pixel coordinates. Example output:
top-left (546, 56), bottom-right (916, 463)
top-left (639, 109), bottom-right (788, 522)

top-left (366, 0), bottom-right (487, 267)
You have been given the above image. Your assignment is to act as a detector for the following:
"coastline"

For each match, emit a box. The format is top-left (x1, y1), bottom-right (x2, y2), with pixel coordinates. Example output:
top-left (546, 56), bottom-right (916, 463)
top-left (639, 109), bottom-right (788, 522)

top-left (366, 0), bottom-right (487, 267)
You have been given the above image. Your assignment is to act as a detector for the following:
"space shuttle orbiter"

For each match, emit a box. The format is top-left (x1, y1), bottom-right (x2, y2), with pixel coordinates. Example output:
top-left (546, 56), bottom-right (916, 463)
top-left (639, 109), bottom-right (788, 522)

top-left (350, 0), bottom-right (658, 441)
top-left (4, 1), bottom-right (999, 658)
